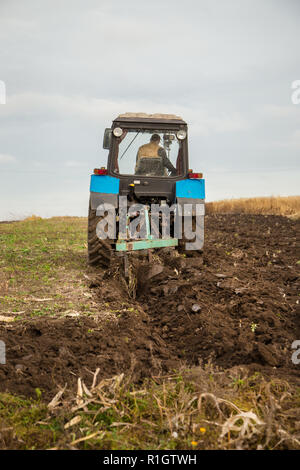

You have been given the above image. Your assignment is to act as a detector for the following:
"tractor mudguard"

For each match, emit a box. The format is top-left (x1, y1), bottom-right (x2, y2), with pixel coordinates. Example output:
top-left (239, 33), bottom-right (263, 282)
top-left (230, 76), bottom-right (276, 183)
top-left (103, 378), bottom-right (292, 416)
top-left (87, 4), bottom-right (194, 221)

top-left (90, 175), bottom-right (119, 210)
top-left (175, 179), bottom-right (205, 200)
top-left (176, 179), bottom-right (205, 215)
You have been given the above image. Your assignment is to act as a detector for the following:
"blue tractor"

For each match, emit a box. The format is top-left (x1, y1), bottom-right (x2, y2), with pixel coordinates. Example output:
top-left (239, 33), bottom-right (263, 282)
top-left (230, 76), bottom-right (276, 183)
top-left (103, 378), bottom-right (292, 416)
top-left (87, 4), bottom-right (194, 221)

top-left (88, 113), bottom-right (205, 268)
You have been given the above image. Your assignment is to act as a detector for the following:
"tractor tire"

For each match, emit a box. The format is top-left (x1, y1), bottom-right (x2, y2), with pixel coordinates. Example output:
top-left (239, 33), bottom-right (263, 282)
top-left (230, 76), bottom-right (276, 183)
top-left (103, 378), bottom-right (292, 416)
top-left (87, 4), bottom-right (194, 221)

top-left (87, 201), bottom-right (114, 268)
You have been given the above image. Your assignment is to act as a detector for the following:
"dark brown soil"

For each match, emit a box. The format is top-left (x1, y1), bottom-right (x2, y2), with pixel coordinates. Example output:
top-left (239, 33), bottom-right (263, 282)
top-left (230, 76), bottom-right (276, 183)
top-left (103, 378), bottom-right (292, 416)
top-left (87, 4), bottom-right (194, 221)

top-left (0, 214), bottom-right (299, 399)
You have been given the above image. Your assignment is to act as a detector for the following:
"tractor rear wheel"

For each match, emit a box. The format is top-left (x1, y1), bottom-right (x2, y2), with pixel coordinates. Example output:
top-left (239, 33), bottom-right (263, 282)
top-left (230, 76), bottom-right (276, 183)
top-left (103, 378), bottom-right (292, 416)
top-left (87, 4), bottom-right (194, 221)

top-left (87, 201), bottom-right (114, 268)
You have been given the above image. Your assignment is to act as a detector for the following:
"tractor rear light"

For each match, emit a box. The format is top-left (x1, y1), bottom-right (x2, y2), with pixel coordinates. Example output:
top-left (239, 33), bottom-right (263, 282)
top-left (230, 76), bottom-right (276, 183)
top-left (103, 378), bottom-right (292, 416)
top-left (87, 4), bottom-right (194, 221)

top-left (94, 168), bottom-right (107, 175)
top-left (188, 172), bottom-right (203, 179)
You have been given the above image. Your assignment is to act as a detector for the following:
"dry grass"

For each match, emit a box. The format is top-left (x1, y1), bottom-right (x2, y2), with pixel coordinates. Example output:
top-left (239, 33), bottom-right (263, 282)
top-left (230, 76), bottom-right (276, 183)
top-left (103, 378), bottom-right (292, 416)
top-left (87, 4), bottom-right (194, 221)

top-left (206, 196), bottom-right (300, 217)
top-left (1, 364), bottom-right (299, 450)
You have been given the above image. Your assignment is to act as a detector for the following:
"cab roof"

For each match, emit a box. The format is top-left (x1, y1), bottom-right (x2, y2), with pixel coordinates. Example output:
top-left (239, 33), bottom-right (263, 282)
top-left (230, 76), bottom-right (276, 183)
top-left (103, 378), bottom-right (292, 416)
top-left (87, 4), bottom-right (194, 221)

top-left (114, 112), bottom-right (186, 125)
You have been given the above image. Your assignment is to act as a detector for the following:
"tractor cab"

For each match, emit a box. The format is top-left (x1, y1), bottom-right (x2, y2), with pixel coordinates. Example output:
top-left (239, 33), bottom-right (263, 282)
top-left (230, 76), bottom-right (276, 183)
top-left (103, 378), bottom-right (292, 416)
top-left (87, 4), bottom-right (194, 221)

top-left (102, 113), bottom-right (189, 204)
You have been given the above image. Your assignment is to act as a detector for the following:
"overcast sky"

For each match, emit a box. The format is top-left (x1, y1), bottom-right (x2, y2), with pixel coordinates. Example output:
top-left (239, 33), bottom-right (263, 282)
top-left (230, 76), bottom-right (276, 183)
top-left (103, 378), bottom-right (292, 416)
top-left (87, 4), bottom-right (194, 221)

top-left (0, 0), bottom-right (299, 220)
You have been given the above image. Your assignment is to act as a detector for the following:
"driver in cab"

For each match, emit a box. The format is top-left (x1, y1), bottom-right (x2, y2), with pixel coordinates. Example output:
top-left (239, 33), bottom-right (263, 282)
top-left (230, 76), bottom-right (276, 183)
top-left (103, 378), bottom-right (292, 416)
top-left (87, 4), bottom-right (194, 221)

top-left (135, 134), bottom-right (176, 176)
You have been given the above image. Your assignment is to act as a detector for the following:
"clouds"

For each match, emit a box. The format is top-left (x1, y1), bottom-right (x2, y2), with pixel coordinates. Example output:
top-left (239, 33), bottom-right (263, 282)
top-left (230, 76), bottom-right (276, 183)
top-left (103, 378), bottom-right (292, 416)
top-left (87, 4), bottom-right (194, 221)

top-left (0, 0), bottom-right (299, 220)
top-left (0, 153), bottom-right (16, 163)
top-left (0, 91), bottom-right (248, 134)
top-left (1, 0), bottom-right (298, 100)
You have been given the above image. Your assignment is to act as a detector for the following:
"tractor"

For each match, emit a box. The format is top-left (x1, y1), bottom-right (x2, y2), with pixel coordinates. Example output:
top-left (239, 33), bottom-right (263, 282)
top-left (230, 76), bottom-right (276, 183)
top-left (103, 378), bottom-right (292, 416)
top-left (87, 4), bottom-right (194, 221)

top-left (88, 113), bottom-right (205, 271)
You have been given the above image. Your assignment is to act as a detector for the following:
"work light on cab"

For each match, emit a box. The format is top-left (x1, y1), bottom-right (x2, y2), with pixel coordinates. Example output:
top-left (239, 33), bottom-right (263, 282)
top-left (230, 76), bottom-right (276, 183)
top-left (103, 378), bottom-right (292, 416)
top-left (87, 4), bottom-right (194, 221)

top-left (176, 130), bottom-right (187, 140)
top-left (113, 127), bottom-right (123, 137)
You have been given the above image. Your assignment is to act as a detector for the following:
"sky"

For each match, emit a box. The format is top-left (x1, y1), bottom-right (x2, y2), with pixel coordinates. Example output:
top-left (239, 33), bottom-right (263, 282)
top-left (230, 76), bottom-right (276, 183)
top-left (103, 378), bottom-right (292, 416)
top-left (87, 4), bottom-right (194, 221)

top-left (0, 0), bottom-right (299, 220)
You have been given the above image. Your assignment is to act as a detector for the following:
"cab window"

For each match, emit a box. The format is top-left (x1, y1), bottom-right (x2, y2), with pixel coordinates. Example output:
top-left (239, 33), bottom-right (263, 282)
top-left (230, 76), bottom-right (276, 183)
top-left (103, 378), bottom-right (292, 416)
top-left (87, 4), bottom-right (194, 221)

top-left (112, 129), bottom-right (183, 177)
